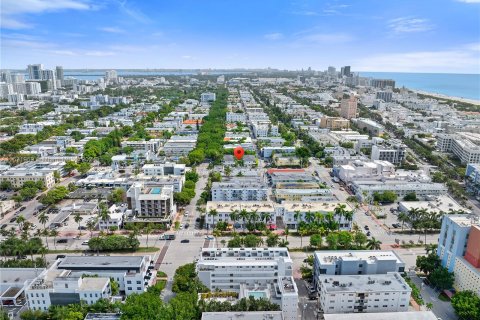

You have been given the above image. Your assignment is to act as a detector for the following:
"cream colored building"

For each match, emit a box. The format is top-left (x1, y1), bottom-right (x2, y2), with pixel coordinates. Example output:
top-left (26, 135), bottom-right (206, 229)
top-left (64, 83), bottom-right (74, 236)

top-left (0, 171), bottom-right (55, 189)
top-left (453, 257), bottom-right (480, 296)
top-left (319, 116), bottom-right (350, 130)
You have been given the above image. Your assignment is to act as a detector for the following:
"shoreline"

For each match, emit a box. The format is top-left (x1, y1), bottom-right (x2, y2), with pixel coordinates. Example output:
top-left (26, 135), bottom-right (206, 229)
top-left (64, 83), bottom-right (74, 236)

top-left (409, 89), bottom-right (480, 106)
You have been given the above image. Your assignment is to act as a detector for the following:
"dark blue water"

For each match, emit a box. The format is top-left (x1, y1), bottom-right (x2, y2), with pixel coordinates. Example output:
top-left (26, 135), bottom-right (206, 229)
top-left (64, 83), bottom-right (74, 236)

top-left (360, 72), bottom-right (480, 101)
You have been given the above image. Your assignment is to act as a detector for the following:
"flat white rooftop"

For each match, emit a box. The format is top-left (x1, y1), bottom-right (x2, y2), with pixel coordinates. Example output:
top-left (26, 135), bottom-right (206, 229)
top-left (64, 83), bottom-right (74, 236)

top-left (323, 311), bottom-right (437, 320)
top-left (319, 272), bottom-right (410, 293)
top-left (315, 250), bottom-right (403, 265)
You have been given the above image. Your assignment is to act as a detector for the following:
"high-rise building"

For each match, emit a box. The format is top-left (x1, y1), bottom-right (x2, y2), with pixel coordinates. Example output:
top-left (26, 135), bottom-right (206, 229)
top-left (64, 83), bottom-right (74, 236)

top-left (371, 79), bottom-right (396, 89)
top-left (27, 64), bottom-right (43, 80)
top-left (341, 66), bottom-right (351, 77)
top-left (41, 69), bottom-right (57, 90)
top-left (0, 71), bottom-right (12, 83)
top-left (55, 66), bottom-right (64, 81)
top-left (105, 70), bottom-right (118, 81)
top-left (340, 95), bottom-right (357, 119)
top-left (453, 224), bottom-right (480, 296)
top-left (327, 66), bottom-right (336, 75)
top-left (437, 215), bottom-right (477, 271)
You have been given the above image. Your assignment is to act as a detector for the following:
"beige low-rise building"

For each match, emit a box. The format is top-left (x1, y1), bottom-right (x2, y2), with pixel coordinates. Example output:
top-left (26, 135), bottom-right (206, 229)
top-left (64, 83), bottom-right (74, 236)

top-left (0, 200), bottom-right (15, 216)
top-left (0, 171), bottom-right (55, 189)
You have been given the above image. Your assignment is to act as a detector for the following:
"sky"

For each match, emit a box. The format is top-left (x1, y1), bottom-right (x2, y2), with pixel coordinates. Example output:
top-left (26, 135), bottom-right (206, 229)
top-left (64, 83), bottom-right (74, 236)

top-left (1, 0), bottom-right (480, 73)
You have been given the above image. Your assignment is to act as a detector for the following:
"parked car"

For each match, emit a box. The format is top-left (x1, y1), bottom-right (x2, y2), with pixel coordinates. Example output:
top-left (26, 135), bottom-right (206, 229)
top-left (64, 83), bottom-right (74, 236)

top-left (364, 225), bottom-right (370, 230)
top-left (205, 235), bottom-right (215, 240)
top-left (78, 226), bottom-right (86, 230)
top-left (56, 239), bottom-right (68, 243)
top-left (9, 217), bottom-right (16, 223)
top-left (185, 223), bottom-right (190, 229)
top-left (56, 255), bottom-right (66, 259)
top-left (366, 231), bottom-right (371, 236)
top-left (81, 240), bottom-right (89, 245)
top-left (19, 206), bottom-right (26, 211)
top-left (180, 239), bottom-right (190, 243)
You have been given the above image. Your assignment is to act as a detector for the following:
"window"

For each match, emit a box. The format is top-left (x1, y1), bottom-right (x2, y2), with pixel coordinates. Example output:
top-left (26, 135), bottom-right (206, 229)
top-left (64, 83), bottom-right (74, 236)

top-left (137, 287), bottom-right (141, 290)
top-left (127, 287), bottom-right (132, 290)
top-left (65, 284), bottom-right (68, 288)
top-left (127, 281), bottom-right (132, 284)
top-left (137, 281), bottom-right (141, 284)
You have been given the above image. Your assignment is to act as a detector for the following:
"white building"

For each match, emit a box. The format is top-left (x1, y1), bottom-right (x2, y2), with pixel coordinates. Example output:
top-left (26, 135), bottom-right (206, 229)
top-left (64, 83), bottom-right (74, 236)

top-left (318, 272), bottom-right (411, 314)
top-left (261, 146), bottom-right (296, 158)
top-left (197, 248), bottom-right (297, 320)
top-left (436, 132), bottom-right (480, 164)
top-left (26, 268), bottom-right (111, 311)
top-left (323, 311), bottom-right (438, 320)
top-left (278, 202), bottom-right (353, 230)
top-left (205, 201), bottom-right (276, 229)
top-left (313, 251), bottom-right (405, 286)
top-left (56, 256), bottom-right (154, 296)
top-left (371, 144), bottom-right (406, 165)
top-left (98, 204), bottom-right (128, 231)
top-left (226, 112), bottom-right (247, 123)
top-left (201, 92), bottom-right (216, 102)
top-left (211, 180), bottom-right (268, 201)
top-left (142, 162), bottom-right (186, 176)
top-left (126, 183), bottom-right (176, 221)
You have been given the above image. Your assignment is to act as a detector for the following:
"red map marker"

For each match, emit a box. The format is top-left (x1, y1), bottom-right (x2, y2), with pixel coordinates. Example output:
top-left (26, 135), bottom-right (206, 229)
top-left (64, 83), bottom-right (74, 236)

top-left (234, 146), bottom-right (245, 160)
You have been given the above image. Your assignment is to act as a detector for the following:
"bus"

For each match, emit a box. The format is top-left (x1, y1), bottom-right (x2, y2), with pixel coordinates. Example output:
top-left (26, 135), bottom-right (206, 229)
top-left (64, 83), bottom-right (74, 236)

top-left (160, 233), bottom-right (176, 240)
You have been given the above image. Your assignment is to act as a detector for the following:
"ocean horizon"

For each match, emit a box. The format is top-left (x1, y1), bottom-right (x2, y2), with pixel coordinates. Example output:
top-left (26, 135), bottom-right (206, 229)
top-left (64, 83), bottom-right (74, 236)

top-left (359, 72), bottom-right (480, 101)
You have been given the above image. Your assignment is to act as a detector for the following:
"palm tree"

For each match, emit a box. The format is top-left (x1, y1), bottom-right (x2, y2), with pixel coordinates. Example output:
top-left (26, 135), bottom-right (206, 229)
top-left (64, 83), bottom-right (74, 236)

top-left (220, 239), bottom-right (226, 247)
top-left (213, 229), bottom-right (222, 247)
top-left (38, 212), bottom-right (49, 230)
top-left (397, 212), bottom-right (409, 231)
top-left (425, 243), bottom-right (438, 254)
top-left (16, 215), bottom-right (26, 233)
top-left (283, 226), bottom-right (290, 242)
top-left (294, 210), bottom-right (303, 227)
top-left (41, 228), bottom-right (50, 249)
top-left (50, 229), bottom-right (59, 250)
top-left (208, 209), bottom-right (219, 232)
top-left (426, 302), bottom-right (433, 311)
top-left (299, 227), bottom-right (309, 249)
top-left (224, 166), bottom-right (232, 177)
top-left (260, 212), bottom-right (270, 225)
top-left (98, 203), bottom-right (111, 231)
top-left (304, 211), bottom-right (315, 224)
top-left (74, 213), bottom-right (83, 234)
top-left (278, 239), bottom-right (289, 247)
top-left (87, 219), bottom-right (97, 239)
top-left (230, 210), bottom-right (240, 231)
top-left (144, 223), bottom-right (154, 248)
top-left (239, 209), bottom-right (250, 232)
top-left (366, 237), bottom-right (382, 250)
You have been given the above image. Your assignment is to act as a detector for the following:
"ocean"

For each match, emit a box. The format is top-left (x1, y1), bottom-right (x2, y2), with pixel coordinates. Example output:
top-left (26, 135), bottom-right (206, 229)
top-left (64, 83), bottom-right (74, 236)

top-left (359, 72), bottom-right (480, 101)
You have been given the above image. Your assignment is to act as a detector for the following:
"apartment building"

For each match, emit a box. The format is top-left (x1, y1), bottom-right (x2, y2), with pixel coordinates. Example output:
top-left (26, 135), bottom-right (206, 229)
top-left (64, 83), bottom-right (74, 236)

top-left (56, 256), bottom-right (154, 296)
top-left (453, 225), bottom-right (480, 296)
top-left (336, 160), bottom-right (395, 184)
top-left (201, 92), bottom-right (216, 102)
top-left (466, 163), bottom-right (480, 197)
top-left (319, 116), bottom-right (350, 130)
top-left (437, 133), bottom-right (480, 164)
top-left (261, 146), bottom-right (296, 158)
top-left (340, 95), bottom-right (358, 120)
top-left (0, 171), bottom-right (55, 189)
top-left (371, 143), bottom-right (406, 165)
top-left (313, 251), bottom-right (405, 291)
top-left (354, 118), bottom-right (385, 137)
top-left (19, 121), bottom-right (57, 134)
top-left (98, 204), bottom-right (128, 231)
top-left (121, 139), bottom-right (162, 154)
top-left (277, 202), bottom-right (353, 230)
top-left (205, 201), bottom-right (276, 229)
top-left (26, 269), bottom-right (111, 311)
top-left (163, 135), bottom-right (197, 157)
top-left (351, 180), bottom-right (447, 202)
top-left (437, 215), bottom-right (478, 272)
top-left (226, 112), bottom-right (247, 123)
top-left (142, 162), bottom-right (185, 176)
top-left (211, 179), bottom-right (268, 201)
top-left (197, 247), bottom-right (292, 290)
top-left (318, 273), bottom-right (411, 314)
top-left (274, 186), bottom-right (333, 202)
top-left (323, 311), bottom-right (438, 320)
top-left (197, 248), bottom-right (299, 319)
top-left (126, 182), bottom-right (175, 221)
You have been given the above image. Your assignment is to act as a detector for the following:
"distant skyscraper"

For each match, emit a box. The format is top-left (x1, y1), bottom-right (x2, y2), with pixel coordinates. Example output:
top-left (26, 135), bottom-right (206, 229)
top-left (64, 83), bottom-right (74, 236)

top-left (327, 66), bottom-right (336, 75)
top-left (0, 71), bottom-right (11, 83)
top-left (27, 64), bottom-right (43, 80)
top-left (41, 69), bottom-right (57, 90)
top-left (105, 70), bottom-right (118, 81)
top-left (10, 73), bottom-right (25, 84)
top-left (341, 66), bottom-right (351, 77)
top-left (55, 66), bottom-right (64, 81)
top-left (340, 95), bottom-right (358, 119)
top-left (371, 79), bottom-right (396, 89)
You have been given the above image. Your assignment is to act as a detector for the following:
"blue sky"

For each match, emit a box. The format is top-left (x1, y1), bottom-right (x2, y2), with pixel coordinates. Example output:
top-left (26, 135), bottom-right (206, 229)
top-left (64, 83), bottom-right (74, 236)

top-left (1, 0), bottom-right (479, 72)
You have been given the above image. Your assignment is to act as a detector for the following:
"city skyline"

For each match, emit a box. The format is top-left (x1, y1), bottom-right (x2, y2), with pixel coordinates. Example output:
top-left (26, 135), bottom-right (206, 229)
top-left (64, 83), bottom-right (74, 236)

top-left (1, 0), bottom-right (480, 73)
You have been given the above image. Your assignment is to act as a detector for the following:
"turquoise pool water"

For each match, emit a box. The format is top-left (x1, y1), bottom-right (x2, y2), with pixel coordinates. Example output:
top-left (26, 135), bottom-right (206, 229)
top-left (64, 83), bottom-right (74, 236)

top-left (150, 187), bottom-right (161, 194)
top-left (248, 291), bottom-right (267, 299)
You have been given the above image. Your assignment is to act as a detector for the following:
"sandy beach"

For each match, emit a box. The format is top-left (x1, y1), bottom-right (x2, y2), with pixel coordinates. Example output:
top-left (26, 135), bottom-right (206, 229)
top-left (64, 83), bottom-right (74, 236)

top-left (411, 89), bottom-right (480, 106)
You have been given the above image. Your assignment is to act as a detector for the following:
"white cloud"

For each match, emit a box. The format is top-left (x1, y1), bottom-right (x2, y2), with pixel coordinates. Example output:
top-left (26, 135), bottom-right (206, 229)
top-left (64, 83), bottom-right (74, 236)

top-left (85, 51), bottom-right (115, 57)
top-left (456, 0), bottom-right (480, 3)
top-left (388, 17), bottom-right (433, 33)
top-left (99, 27), bottom-right (126, 33)
top-left (49, 50), bottom-right (76, 56)
top-left (264, 33), bottom-right (284, 40)
top-left (354, 47), bottom-right (480, 73)
top-left (118, 0), bottom-right (152, 23)
top-left (1, 0), bottom-right (93, 29)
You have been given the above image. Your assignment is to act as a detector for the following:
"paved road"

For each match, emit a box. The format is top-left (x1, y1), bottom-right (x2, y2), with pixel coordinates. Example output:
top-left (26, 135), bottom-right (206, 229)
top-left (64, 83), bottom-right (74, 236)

top-left (410, 274), bottom-right (457, 320)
